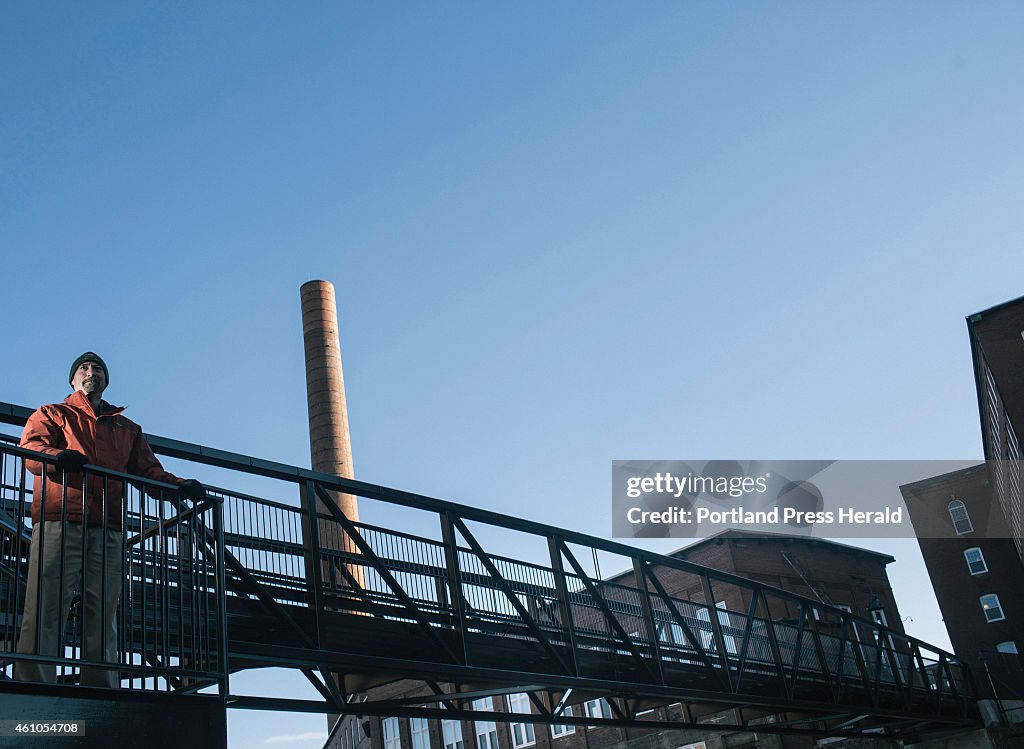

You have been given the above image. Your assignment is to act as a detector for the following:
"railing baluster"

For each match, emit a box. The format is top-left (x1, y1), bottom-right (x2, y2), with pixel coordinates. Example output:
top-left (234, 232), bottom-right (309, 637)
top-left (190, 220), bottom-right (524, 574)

top-left (212, 495), bottom-right (228, 695)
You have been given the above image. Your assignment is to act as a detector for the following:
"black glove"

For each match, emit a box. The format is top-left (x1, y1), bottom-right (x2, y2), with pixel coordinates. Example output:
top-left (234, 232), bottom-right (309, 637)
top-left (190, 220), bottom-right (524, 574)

top-left (54, 450), bottom-right (88, 474)
top-left (178, 479), bottom-right (206, 500)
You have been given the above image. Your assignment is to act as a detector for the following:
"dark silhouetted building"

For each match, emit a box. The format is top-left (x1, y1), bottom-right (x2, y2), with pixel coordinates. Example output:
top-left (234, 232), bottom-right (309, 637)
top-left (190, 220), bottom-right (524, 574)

top-left (968, 296), bottom-right (1024, 558)
top-left (902, 295), bottom-right (1024, 725)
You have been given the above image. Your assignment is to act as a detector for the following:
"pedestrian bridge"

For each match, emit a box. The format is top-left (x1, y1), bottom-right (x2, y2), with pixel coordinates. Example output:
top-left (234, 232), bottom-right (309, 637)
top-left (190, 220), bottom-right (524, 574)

top-left (0, 401), bottom-right (978, 743)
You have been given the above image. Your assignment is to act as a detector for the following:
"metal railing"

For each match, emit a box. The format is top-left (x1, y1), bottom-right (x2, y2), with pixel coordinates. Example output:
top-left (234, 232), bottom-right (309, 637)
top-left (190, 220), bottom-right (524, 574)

top-left (0, 436), bottom-right (227, 693)
top-left (980, 650), bottom-right (1024, 725)
top-left (0, 403), bottom-right (979, 736)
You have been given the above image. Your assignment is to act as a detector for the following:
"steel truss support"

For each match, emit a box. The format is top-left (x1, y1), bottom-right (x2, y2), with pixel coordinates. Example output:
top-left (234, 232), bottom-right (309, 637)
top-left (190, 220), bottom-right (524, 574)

top-left (555, 540), bottom-right (660, 683)
top-left (222, 691), bottom-right (928, 740)
top-left (451, 517), bottom-right (572, 674)
top-left (0, 427), bottom-right (980, 742)
top-left (313, 484), bottom-right (460, 664)
top-left (639, 562), bottom-right (727, 690)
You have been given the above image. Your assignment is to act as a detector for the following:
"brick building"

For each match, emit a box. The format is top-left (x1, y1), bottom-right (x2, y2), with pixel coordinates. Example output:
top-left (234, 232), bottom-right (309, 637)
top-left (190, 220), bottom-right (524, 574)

top-left (636, 530), bottom-right (904, 635)
top-left (901, 295), bottom-right (1024, 724)
top-left (901, 465), bottom-right (1024, 711)
top-left (968, 296), bottom-right (1024, 558)
top-left (329, 530), bottom-right (904, 749)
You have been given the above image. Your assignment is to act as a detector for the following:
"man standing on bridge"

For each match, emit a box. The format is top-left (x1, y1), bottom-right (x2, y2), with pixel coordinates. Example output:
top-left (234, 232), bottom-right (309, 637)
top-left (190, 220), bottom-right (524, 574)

top-left (15, 352), bottom-right (205, 687)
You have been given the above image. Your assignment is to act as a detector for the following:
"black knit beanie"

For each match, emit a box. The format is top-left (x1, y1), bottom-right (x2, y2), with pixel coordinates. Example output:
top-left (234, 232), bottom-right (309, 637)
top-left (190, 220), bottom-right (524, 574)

top-left (69, 352), bottom-right (109, 386)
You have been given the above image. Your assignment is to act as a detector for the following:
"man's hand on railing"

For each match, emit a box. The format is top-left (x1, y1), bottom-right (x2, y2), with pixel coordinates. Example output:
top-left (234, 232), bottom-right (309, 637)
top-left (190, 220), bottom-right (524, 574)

top-left (178, 478), bottom-right (207, 500)
top-left (55, 449), bottom-right (88, 474)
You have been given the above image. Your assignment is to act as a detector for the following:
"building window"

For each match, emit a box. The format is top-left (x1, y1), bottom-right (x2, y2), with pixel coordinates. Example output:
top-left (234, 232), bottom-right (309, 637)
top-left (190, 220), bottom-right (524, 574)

top-left (383, 718), bottom-right (401, 749)
top-left (964, 547), bottom-right (988, 575)
top-left (981, 594), bottom-right (1006, 623)
top-left (473, 698), bottom-right (498, 749)
top-left (997, 641), bottom-right (1018, 654)
top-left (442, 720), bottom-right (464, 749)
top-left (550, 705), bottom-right (575, 738)
top-left (949, 499), bottom-right (973, 535)
top-left (869, 608), bottom-right (888, 627)
top-left (411, 717), bottom-right (430, 749)
top-left (506, 693), bottom-right (536, 748)
top-left (695, 602), bottom-right (738, 654)
top-left (836, 604), bottom-right (852, 614)
top-left (584, 698), bottom-right (612, 720)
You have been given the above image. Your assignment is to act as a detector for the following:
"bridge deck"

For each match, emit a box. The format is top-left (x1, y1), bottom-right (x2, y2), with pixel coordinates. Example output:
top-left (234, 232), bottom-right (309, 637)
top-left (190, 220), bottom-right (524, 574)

top-left (0, 406), bottom-right (978, 740)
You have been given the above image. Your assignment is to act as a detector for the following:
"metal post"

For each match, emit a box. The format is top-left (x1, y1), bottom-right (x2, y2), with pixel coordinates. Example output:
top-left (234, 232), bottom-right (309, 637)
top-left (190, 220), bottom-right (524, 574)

top-left (439, 512), bottom-right (469, 665)
top-left (700, 575), bottom-right (733, 691)
top-left (632, 559), bottom-right (664, 685)
top-left (213, 493), bottom-right (230, 696)
top-left (300, 479), bottom-right (326, 649)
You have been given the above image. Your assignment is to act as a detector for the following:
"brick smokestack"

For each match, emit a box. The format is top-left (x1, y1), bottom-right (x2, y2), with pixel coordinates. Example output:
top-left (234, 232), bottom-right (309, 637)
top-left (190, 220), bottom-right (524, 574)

top-left (302, 280), bottom-right (384, 716)
top-left (300, 280), bottom-right (358, 522)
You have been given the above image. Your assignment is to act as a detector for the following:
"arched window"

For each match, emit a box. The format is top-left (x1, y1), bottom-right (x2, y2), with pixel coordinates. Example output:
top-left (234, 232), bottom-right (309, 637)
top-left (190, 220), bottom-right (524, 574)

top-left (964, 547), bottom-right (988, 575)
top-left (949, 499), bottom-right (973, 535)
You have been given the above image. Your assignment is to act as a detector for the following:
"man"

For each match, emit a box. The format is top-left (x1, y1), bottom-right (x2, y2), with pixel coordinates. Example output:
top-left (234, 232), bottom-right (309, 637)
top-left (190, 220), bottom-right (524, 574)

top-left (15, 352), bottom-right (205, 687)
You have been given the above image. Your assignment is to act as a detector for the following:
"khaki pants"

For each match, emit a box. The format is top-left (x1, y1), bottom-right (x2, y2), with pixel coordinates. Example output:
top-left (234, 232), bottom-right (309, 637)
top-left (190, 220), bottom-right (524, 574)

top-left (15, 521), bottom-right (124, 688)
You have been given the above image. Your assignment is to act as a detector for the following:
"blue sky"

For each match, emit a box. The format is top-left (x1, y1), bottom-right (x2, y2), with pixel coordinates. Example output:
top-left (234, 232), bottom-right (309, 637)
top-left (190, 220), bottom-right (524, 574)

top-left (4, 3), bottom-right (1024, 746)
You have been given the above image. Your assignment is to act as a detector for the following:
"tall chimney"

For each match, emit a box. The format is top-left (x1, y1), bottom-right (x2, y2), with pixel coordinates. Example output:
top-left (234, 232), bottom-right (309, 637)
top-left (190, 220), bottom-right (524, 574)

top-left (302, 279), bottom-right (370, 729)
top-left (300, 280), bottom-right (358, 521)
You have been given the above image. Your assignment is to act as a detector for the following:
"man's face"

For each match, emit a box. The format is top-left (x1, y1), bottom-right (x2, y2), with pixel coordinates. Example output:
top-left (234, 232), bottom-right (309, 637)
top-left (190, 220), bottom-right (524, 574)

top-left (71, 361), bottom-right (106, 397)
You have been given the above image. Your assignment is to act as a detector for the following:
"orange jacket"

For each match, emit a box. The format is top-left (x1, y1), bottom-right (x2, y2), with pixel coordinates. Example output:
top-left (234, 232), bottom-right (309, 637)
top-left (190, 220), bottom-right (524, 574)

top-left (21, 390), bottom-right (182, 530)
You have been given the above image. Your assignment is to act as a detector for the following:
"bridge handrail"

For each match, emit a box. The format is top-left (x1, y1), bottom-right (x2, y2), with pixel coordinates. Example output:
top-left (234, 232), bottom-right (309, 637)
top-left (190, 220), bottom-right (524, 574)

top-left (0, 436), bottom-right (229, 692)
top-left (0, 401), bottom-right (974, 721)
top-left (0, 402), bottom-right (965, 663)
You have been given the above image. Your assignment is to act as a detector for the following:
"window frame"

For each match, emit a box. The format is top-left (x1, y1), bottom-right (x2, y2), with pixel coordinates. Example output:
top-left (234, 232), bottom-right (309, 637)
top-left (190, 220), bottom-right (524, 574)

top-left (410, 717), bottom-right (430, 749)
top-left (550, 705), bottom-right (575, 738)
top-left (964, 547), bottom-right (988, 575)
top-left (441, 720), bottom-right (464, 749)
top-left (383, 717), bottom-right (402, 749)
top-left (506, 693), bottom-right (536, 748)
top-left (981, 593), bottom-right (1006, 623)
top-left (584, 698), bottom-right (612, 720)
top-left (949, 499), bottom-right (974, 535)
top-left (870, 608), bottom-right (888, 627)
top-left (473, 698), bottom-right (498, 749)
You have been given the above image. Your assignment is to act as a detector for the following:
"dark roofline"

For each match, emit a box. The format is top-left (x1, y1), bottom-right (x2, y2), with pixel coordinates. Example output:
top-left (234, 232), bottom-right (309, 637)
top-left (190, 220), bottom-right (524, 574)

top-left (667, 528), bottom-right (896, 565)
top-left (967, 319), bottom-right (990, 460)
top-left (898, 462), bottom-right (987, 494)
top-left (967, 293), bottom-right (1024, 323)
top-left (603, 530), bottom-right (896, 585)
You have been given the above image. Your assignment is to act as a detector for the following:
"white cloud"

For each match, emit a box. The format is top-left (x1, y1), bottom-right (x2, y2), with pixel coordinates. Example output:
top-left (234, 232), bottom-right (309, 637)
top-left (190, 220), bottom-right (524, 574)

top-left (264, 732), bottom-right (327, 745)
